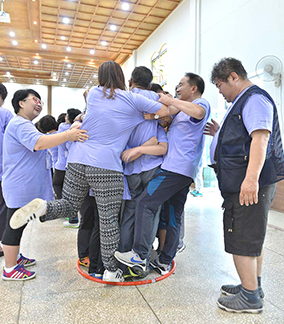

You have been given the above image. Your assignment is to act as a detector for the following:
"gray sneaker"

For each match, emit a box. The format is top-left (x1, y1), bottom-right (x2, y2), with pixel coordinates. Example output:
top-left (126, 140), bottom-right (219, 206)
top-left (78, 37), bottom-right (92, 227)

top-left (114, 250), bottom-right (147, 275)
top-left (221, 284), bottom-right (265, 299)
top-left (217, 291), bottom-right (263, 314)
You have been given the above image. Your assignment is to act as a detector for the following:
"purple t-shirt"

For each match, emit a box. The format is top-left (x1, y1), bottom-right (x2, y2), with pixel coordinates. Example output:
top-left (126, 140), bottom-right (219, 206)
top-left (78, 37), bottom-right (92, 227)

top-left (210, 90), bottom-right (273, 164)
top-left (2, 116), bottom-right (53, 208)
top-left (55, 123), bottom-right (70, 171)
top-left (47, 131), bottom-right (59, 170)
top-left (67, 86), bottom-right (162, 172)
top-left (123, 88), bottom-right (168, 175)
top-left (161, 98), bottom-right (211, 179)
top-left (0, 107), bottom-right (13, 180)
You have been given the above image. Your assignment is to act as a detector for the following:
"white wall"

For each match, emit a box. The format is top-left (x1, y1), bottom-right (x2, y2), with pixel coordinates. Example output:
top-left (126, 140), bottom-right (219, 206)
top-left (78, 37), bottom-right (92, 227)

top-left (122, 0), bottom-right (197, 95)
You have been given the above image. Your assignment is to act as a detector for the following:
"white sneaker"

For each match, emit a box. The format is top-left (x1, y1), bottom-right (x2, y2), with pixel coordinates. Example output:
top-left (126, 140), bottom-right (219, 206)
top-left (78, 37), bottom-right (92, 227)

top-left (63, 220), bottom-right (79, 228)
top-left (10, 199), bottom-right (47, 229)
top-left (103, 269), bottom-right (124, 282)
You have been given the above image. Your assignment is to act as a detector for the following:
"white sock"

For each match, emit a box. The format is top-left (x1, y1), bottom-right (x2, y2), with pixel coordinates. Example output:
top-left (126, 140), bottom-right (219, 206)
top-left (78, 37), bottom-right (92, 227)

top-left (17, 253), bottom-right (21, 261)
top-left (4, 265), bottom-right (17, 273)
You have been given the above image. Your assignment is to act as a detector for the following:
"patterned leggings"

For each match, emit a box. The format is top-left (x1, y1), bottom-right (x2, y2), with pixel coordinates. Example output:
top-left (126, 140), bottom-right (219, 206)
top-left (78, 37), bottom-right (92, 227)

top-left (45, 163), bottom-right (124, 272)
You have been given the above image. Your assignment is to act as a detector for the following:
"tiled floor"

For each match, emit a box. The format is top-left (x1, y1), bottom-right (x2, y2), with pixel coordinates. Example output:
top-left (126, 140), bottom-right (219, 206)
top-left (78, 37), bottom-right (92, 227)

top-left (1, 188), bottom-right (284, 324)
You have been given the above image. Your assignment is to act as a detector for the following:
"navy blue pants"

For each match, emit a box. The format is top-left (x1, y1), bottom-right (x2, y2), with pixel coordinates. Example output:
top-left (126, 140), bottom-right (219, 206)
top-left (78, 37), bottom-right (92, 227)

top-left (133, 169), bottom-right (193, 264)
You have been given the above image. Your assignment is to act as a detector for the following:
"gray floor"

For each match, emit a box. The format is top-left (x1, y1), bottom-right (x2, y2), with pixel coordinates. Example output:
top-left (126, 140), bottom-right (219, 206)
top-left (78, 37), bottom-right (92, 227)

top-left (1, 188), bottom-right (284, 324)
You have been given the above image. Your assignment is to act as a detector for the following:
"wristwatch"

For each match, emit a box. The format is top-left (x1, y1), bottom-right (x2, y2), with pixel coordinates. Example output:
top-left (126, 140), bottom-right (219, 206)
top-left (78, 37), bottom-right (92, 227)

top-left (154, 114), bottom-right (159, 120)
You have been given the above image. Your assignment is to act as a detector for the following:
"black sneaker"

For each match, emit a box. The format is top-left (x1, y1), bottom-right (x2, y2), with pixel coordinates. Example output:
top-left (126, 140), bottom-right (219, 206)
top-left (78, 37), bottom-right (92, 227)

top-left (221, 284), bottom-right (265, 299)
top-left (217, 290), bottom-right (263, 314)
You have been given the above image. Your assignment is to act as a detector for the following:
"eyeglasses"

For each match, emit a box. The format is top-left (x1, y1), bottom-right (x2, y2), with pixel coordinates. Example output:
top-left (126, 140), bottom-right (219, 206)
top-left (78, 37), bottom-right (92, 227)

top-left (23, 96), bottom-right (44, 106)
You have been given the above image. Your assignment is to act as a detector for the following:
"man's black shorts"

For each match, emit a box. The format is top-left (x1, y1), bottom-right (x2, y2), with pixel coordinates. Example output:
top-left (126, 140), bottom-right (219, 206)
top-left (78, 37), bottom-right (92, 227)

top-left (222, 183), bottom-right (276, 257)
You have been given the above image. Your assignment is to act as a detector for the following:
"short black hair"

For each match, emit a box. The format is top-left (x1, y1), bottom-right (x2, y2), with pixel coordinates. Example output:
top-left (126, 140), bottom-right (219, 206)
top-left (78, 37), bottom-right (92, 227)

top-left (11, 89), bottom-right (41, 114)
top-left (38, 115), bottom-right (58, 133)
top-left (150, 83), bottom-right (164, 93)
top-left (67, 108), bottom-right (81, 124)
top-left (184, 73), bottom-right (205, 95)
top-left (211, 57), bottom-right (248, 84)
top-left (131, 66), bottom-right (153, 89)
top-left (0, 83), bottom-right (8, 102)
top-left (57, 113), bottom-right (66, 124)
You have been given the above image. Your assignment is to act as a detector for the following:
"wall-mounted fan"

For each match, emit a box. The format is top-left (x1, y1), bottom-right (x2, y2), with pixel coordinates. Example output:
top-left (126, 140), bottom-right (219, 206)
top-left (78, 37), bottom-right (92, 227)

top-left (255, 55), bottom-right (282, 87)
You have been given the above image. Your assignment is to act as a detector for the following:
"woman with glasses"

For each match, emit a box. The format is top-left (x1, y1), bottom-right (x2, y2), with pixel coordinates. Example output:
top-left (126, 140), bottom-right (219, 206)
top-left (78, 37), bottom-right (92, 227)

top-left (9, 61), bottom-right (172, 282)
top-left (1, 89), bottom-right (88, 281)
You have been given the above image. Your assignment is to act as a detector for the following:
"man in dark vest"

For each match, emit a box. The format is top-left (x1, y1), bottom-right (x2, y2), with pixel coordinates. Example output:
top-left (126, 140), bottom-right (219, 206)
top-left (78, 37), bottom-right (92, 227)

top-left (205, 57), bottom-right (284, 313)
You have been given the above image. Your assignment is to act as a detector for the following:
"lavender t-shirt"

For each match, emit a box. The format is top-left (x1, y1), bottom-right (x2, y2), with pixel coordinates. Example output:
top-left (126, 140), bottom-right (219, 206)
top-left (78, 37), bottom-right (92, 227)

top-left (55, 122), bottom-right (70, 171)
top-left (210, 91), bottom-right (273, 164)
top-left (0, 107), bottom-right (13, 180)
top-left (67, 86), bottom-right (162, 172)
top-left (123, 88), bottom-right (168, 175)
top-left (2, 116), bottom-right (53, 208)
top-left (161, 98), bottom-right (211, 179)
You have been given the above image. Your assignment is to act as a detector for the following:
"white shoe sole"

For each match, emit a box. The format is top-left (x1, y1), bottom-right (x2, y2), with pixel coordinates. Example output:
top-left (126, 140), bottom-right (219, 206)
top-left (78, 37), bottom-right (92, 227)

top-left (2, 272), bottom-right (36, 281)
top-left (10, 199), bottom-right (46, 229)
top-left (217, 301), bottom-right (263, 314)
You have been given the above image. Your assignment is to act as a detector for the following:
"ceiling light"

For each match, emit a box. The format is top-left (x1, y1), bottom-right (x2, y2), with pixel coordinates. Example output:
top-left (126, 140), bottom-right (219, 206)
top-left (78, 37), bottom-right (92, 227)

top-left (41, 43), bottom-right (47, 49)
top-left (36, 53), bottom-right (39, 56)
top-left (33, 21), bottom-right (37, 25)
top-left (0, 57), bottom-right (3, 61)
top-left (65, 72), bottom-right (69, 76)
top-left (9, 31), bottom-right (15, 37)
top-left (34, 60), bottom-right (39, 65)
top-left (61, 36), bottom-right (66, 40)
top-left (62, 84), bottom-right (66, 87)
top-left (36, 81), bottom-right (40, 85)
top-left (9, 79), bottom-right (14, 83)
top-left (35, 39), bottom-right (38, 43)
top-left (12, 40), bottom-right (18, 46)
top-left (6, 72), bottom-right (11, 76)
top-left (90, 49), bottom-right (95, 55)
top-left (65, 56), bottom-right (68, 59)
top-left (53, 72), bottom-right (57, 76)
top-left (122, 2), bottom-right (130, 10)
top-left (101, 41), bottom-right (107, 46)
top-left (63, 78), bottom-right (67, 82)
top-left (91, 59), bottom-right (93, 62)
top-left (66, 46), bottom-right (71, 52)
top-left (67, 64), bottom-right (72, 68)
top-left (89, 81), bottom-right (92, 84)
top-left (93, 74), bottom-right (97, 78)
top-left (110, 25), bottom-right (117, 31)
top-left (63, 17), bottom-right (70, 24)
top-left (32, 0), bottom-right (35, 2)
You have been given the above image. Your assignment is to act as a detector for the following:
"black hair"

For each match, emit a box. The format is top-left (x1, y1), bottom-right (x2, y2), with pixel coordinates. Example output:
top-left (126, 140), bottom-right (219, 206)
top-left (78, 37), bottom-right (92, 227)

top-left (211, 57), bottom-right (248, 84)
top-left (38, 115), bottom-right (58, 133)
top-left (98, 61), bottom-right (126, 99)
top-left (131, 66), bottom-right (153, 89)
top-left (150, 83), bottom-right (164, 93)
top-left (11, 89), bottom-right (41, 114)
top-left (67, 108), bottom-right (81, 124)
top-left (57, 113), bottom-right (66, 124)
top-left (184, 73), bottom-right (205, 95)
top-left (0, 83), bottom-right (8, 102)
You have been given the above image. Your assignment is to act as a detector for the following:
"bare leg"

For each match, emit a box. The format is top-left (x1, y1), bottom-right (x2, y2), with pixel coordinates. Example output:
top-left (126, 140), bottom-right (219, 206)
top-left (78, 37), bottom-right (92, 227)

top-left (233, 254), bottom-right (258, 290)
top-left (257, 250), bottom-right (264, 277)
top-left (2, 244), bottom-right (19, 268)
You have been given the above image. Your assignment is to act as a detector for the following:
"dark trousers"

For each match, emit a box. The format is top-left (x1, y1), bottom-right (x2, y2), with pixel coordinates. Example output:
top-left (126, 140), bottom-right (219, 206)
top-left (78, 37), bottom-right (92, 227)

top-left (0, 182), bottom-right (8, 241)
top-left (133, 169), bottom-right (193, 264)
top-left (77, 195), bottom-right (104, 274)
